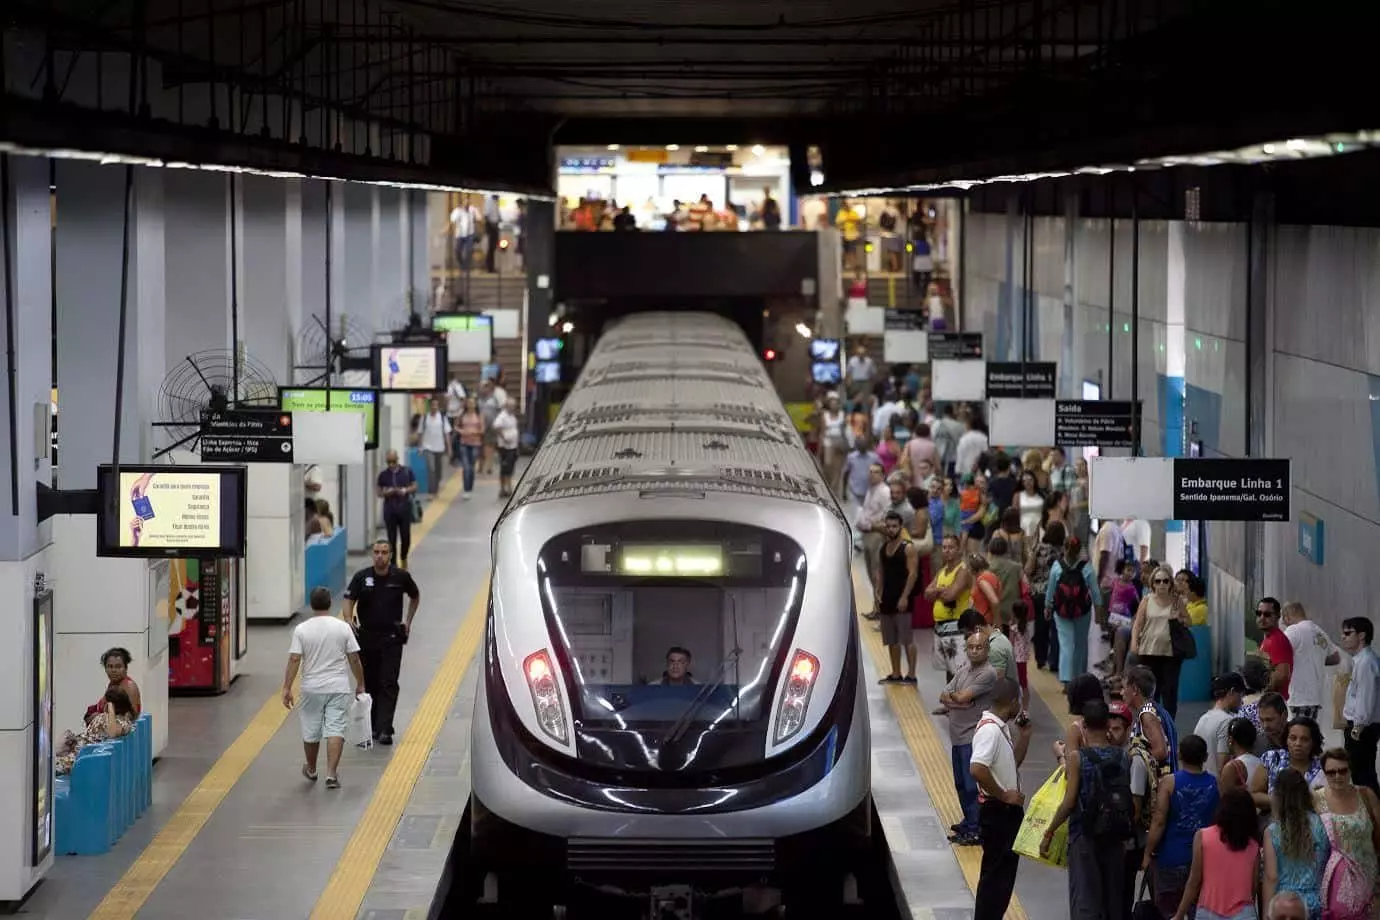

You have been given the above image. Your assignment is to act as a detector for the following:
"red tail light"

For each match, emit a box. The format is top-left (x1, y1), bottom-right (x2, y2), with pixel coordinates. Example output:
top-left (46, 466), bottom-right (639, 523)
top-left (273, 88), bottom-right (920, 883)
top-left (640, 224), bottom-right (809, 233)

top-left (523, 649), bottom-right (569, 745)
top-left (774, 649), bottom-right (820, 743)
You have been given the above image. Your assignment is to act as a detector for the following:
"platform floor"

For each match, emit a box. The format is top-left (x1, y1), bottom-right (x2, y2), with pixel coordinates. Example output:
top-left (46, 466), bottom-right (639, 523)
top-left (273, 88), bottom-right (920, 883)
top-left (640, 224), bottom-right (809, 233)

top-left (22, 474), bottom-right (1221, 920)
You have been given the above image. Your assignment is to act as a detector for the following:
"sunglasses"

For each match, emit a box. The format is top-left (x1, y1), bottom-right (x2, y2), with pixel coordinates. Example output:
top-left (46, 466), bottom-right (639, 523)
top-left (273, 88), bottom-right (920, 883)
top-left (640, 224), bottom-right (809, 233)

top-left (1324, 767), bottom-right (1349, 778)
top-left (1152, 578), bottom-right (1171, 585)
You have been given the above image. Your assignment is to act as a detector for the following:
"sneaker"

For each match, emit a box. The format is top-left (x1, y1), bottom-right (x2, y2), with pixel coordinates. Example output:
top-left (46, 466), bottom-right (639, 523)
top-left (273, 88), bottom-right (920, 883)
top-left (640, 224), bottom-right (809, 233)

top-left (901, 676), bottom-right (917, 684)
top-left (325, 776), bottom-right (340, 790)
top-left (302, 764), bottom-right (318, 782)
top-left (947, 831), bottom-right (981, 846)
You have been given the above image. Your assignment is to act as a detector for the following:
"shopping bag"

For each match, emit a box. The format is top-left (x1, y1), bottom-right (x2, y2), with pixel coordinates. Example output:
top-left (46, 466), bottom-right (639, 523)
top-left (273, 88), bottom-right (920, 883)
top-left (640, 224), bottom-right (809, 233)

top-left (933, 620), bottom-right (964, 673)
top-left (1332, 669), bottom-right (1351, 730)
top-left (1012, 767), bottom-right (1069, 868)
top-left (347, 693), bottom-right (373, 748)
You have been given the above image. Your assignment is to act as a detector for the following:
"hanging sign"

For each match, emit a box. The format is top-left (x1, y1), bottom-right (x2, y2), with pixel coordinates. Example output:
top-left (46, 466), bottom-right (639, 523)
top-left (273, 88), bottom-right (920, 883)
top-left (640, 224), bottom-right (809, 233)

top-left (1055, 401), bottom-right (1141, 448)
top-left (986, 362), bottom-right (1057, 399)
top-left (200, 409), bottom-right (294, 463)
top-left (1173, 458), bottom-right (1291, 522)
top-left (928, 332), bottom-right (983, 361)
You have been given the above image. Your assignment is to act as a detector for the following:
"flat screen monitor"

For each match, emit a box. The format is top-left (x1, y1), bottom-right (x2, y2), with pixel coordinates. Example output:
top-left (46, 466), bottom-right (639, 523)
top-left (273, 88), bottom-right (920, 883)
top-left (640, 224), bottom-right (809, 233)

top-left (32, 588), bottom-right (52, 866)
top-left (535, 337), bottom-right (563, 361)
top-left (534, 361), bottom-right (561, 384)
top-left (277, 387), bottom-right (380, 450)
top-left (810, 338), bottom-right (841, 362)
top-left (812, 361), bottom-right (842, 385)
top-left (431, 312), bottom-right (493, 364)
top-left (372, 343), bottom-right (446, 393)
top-left (96, 464), bottom-right (249, 558)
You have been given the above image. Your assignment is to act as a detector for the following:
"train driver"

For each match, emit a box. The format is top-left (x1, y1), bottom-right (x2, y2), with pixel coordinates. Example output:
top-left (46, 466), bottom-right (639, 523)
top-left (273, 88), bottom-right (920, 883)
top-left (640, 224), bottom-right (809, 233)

top-left (653, 647), bottom-right (699, 685)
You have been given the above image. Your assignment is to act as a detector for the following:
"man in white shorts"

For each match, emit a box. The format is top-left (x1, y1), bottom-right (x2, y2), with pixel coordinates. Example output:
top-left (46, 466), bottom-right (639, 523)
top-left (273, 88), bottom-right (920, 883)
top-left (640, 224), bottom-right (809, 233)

top-left (282, 586), bottom-right (365, 789)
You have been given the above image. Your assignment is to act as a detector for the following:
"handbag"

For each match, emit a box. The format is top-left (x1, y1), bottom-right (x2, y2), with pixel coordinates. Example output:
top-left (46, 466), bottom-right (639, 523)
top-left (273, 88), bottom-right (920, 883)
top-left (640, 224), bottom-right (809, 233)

top-left (1169, 618), bottom-right (1197, 659)
top-left (410, 494), bottom-right (424, 524)
top-left (1129, 874), bottom-right (1162, 920)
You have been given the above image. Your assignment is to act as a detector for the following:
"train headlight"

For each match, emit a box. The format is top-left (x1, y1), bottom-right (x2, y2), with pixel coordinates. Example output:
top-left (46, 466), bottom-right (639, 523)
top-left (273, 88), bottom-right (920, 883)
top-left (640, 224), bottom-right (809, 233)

top-left (773, 649), bottom-right (820, 744)
top-left (523, 649), bottom-right (570, 745)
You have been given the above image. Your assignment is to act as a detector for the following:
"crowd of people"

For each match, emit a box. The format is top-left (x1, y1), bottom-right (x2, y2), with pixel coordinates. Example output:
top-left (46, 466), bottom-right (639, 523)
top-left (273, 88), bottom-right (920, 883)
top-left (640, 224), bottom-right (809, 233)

top-left (808, 348), bottom-right (1380, 920)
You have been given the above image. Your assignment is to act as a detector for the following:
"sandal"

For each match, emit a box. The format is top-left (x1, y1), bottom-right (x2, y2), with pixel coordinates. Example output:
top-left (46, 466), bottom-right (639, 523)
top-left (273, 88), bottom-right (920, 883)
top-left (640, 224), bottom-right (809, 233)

top-left (302, 764), bottom-right (318, 782)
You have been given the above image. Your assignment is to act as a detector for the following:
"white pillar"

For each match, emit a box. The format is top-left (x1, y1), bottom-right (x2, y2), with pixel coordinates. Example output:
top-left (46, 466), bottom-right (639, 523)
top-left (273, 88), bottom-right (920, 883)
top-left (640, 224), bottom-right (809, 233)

top-left (51, 161), bottom-right (169, 759)
top-left (1163, 222), bottom-right (1188, 572)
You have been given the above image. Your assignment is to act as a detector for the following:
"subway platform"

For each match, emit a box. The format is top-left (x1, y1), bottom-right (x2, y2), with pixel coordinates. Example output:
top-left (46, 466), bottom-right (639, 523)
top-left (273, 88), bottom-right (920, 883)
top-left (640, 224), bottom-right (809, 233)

top-left (17, 469), bottom-right (1135, 920)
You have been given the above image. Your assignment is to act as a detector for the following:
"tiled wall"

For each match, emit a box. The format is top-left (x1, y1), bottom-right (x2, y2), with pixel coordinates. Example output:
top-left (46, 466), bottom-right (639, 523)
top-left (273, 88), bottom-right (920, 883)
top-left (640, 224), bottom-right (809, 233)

top-left (1271, 225), bottom-right (1380, 637)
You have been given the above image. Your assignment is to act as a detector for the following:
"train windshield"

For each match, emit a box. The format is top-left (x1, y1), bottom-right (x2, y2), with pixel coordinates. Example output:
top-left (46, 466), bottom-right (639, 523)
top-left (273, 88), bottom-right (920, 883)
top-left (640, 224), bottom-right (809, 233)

top-left (536, 521), bottom-right (806, 773)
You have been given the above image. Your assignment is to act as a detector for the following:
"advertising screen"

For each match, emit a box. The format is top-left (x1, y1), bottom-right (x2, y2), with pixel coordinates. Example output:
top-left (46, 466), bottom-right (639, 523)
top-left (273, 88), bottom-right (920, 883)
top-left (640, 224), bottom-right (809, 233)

top-left (812, 361), bottom-right (842, 385)
top-left (96, 465), bottom-right (248, 558)
top-left (277, 387), bottom-right (380, 449)
top-left (372, 344), bottom-right (446, 393)
top-left (431, 312), bottom-right (493, 364)
top-left (535, 337), bottom-right (563, 361)
top-left (534, 361), bottom-right (561, 384)
top-left (810, 338), bottom-right (841, 361)
top-left (32, 588), bottom-right (53, 866)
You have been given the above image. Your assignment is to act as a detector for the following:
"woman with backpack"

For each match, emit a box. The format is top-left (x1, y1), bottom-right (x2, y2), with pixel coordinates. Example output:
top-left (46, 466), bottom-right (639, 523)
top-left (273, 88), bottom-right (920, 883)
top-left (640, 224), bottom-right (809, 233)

top-left (1044, 535), bottom-right (1102, 687)
top-left (1143, 734), bottom-right (1221, 917)
top-left (1168, 786), bottom-right (1261, 920)
top-left (1312, 748), bottom-right (1379, 920)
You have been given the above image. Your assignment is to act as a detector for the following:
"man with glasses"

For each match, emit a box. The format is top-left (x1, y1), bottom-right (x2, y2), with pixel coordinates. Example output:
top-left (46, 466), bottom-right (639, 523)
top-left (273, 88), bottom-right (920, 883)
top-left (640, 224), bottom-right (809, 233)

top-left (1340, 616), bottom-right (1379, 793)
top-left (1256, 597), bottom-right (1294, 700)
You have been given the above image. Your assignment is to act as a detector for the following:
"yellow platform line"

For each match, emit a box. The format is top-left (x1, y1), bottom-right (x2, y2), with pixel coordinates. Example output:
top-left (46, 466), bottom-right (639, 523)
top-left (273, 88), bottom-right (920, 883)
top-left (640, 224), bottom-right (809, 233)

top-left (309, 580), bottom-right (489, 918)
top-left (852, 569), bottom-right (1028, 920)
top-left (89, 473), bottom-right (467, 920)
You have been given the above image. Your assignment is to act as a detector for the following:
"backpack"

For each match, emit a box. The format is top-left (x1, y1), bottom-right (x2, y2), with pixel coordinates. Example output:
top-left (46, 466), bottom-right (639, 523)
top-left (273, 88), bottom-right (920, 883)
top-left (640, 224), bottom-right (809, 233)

top-left (1053, 563), bottom-right (1092, 620)
top-left (1080, 747), bottom-right (1136, 842)
top-left (1126, 738), bottom-right (1159, 835)
top-left (1321, 813), bottom-right (1373, 920)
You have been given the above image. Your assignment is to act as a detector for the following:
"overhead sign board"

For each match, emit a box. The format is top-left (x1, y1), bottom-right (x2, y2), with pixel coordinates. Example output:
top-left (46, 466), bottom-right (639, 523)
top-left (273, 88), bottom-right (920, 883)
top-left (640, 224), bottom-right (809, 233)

top-left (884, 309), bottom-right (926, 331)
top-left (199, 409), bottom-right (294, 463)
top-left (1055, 400), bottom-right (1141, 448)
top-left (986, 362), bottom-right (1057, 399)
top-left (1173, 458), bottom-right (1291, 522)
top-left (928, 332), bottom-right (983, 361)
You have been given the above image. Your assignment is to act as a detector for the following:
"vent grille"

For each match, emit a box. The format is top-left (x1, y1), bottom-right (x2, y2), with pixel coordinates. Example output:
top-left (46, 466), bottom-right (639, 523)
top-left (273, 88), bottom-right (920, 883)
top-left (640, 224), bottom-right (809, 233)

top-left (567, 838), bottom-right (775, 875)
top-left (584, 371), bottom-right (762, 388)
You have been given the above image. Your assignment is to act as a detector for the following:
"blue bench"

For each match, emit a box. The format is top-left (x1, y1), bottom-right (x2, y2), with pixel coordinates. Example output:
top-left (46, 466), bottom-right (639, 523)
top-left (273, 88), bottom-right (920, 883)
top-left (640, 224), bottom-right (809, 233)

top-left (304, 525), bottom-right (349, 601)
top-left (54, 712), bottom-right (153, 856)
top-left (407, 446), bottom-right (430, 494)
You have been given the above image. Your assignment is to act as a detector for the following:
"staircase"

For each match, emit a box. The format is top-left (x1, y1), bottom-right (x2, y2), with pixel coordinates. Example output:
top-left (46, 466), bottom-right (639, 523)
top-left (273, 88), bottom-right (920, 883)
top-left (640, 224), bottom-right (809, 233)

top-left (434, 270), bottom-right (527, 392)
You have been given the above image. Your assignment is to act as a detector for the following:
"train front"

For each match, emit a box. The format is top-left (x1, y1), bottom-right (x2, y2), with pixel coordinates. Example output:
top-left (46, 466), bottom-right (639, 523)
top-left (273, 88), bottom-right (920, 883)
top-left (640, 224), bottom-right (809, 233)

top-left (469, 499), bottom-right (870, 915)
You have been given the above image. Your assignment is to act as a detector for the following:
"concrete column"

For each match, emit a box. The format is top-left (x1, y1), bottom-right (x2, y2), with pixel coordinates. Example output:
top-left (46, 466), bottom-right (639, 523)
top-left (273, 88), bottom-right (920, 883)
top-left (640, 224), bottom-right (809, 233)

top-left (236, 175), bottom-right (304, 622)
top-left (1162, 223), bottom-right (1189, 571)
top-left (50, 162), bottom-right (170, 760)
top-left (0, 153), bottom-right (56, 899)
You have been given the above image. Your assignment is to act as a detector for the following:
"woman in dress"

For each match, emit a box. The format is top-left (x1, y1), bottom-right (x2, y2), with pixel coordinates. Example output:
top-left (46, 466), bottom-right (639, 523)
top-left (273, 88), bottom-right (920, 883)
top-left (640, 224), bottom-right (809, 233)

top-left (59, 686), bottom-right (137, 775)
top-left (1312, 748), bottom-right (1380, 919)
top-left (1263, 768), bottom-right (1331, 920)
top-left (84, 646), bottom-right (142, 725)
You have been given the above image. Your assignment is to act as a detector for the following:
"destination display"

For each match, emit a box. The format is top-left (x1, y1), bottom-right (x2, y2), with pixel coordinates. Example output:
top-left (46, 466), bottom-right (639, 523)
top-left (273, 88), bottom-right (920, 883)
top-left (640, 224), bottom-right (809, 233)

top-left (928, 332), bottom-right (983, 361)
top-left (278, 387), bottom-right (379, 450)
top-left (199, 409), bottom-right (294, 463)
top-left (884, 309), bottom-right (926, 331)
top-left (986, 362), bottom-right (1057, 399)
top-left (1173, 458), bottom-right (1291, 522)
top-left (1055, 400), bottom-right (1141, 448)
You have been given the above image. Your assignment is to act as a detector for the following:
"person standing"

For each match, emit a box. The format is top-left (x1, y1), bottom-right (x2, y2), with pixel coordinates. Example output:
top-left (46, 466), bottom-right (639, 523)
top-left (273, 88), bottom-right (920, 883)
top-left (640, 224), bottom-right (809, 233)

top-left (935, 631), bottom-right (999, 845)
top-left (1194, 673), bottom-right (1247, 777)
top-left (483, 194), bottom-right (501, 273)
top-left (970, 677), bottom-right (1032, 920)
top-left (342, 541), bottom-right (420, 746)
top-left (492, 398), bottom-right (521, 498)
top-left (874, 511), bottom-right (919, 684)
top-left (1257, 597), bottom-right (1294, 701)
top-left (1281, 602), bottom-right (1341, 722)
top-left (376, 449), bottom-right (417, 568)
top-left (1340, 616), bottom-right (1379, 793)
top-left (281, 587), bottom-right (365, 789)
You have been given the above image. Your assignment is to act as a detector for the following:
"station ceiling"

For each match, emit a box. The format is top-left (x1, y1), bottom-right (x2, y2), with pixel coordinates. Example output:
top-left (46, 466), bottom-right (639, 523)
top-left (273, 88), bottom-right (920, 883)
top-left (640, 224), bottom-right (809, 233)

top-left (4, 0), bottom-right (1375, 194)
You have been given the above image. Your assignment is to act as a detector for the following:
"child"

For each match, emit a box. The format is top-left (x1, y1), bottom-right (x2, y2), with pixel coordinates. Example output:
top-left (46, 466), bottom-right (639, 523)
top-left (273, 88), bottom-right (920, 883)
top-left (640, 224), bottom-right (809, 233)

top-left (1108, 559), bottom-right (1140, 629)
top-left (1009, 601), bottom-right (1032, 712)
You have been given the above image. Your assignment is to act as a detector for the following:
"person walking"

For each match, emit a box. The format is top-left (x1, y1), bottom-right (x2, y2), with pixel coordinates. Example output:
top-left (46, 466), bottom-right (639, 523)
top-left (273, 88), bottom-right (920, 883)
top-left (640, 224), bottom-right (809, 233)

top-left (281, 587), bottom-right (365, 789)
top-left (970, 677), bottom-right (1032, 920)
top-left (376, 449), bottom-right (417, 568)
top-left (342, 540), bottom-right (420, 746)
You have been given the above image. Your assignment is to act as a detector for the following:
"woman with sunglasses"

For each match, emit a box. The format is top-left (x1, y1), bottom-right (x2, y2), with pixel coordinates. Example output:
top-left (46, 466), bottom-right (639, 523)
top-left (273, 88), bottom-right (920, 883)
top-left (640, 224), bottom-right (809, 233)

top-left (1131, 564), bottom-right (1191, 719)
top-left (1312, 748), bottom-right (1380, 918)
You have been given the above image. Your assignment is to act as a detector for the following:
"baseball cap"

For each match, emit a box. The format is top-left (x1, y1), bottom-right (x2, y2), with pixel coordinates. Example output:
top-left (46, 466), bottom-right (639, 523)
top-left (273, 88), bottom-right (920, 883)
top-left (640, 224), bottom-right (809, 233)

top-left (1212, 672), bottom-right (1247, 699)
top-left (1108, 700), bottom-right (1134, 724)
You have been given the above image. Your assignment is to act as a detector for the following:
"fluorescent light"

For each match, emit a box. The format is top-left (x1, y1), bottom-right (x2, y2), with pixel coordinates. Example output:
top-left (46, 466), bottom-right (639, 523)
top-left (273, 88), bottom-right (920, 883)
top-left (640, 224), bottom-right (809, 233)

top-left (666, 144), bottom-right (680, 151)
top-left (725, 145), bottom-right (739, 151)
top-left (795, 323), bottom-right (812, 339)
top-left (752, 145), bottom-right (765, 157)
top-left (607, 144), bottom-right (620, 151)
top-left (561, 321), bottom-right (574, 333)
top-left (694, 145), bottom-right (709, 153)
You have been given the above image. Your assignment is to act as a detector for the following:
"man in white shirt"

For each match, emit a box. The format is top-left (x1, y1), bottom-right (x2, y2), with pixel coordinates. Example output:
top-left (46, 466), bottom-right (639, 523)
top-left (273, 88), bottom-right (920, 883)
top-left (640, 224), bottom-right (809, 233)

top-left (282, 587), bottom-right (365, 789)
top-left (846, 345), bottom-right (875, 401)
top-left (1193, 673), bottom-right (1246, 776)
top-left (1280, 602), bottom-right (1341, 721)
top-left (970, 677), bottom-right (1032, 919)
top-left (415, 397), bottom-right (451, 495)
top-left (955, 414), bottom-right (989, 477)
top-left (492, 398), bottom-right (521, 498)
top-left (449, 202), bottom-right (478, 272)
top-left (1120, 518), bottom-right (1151, 564)
top-left (854, 464), bottom-right (891, 604)
top-left (1340, 616), bottom-right (1379, 793)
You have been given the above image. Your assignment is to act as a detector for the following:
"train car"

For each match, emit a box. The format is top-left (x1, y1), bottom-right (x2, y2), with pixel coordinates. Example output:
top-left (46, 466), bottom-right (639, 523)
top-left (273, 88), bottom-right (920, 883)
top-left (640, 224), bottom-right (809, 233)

top-left (466, 312), bottom-right (870, 918)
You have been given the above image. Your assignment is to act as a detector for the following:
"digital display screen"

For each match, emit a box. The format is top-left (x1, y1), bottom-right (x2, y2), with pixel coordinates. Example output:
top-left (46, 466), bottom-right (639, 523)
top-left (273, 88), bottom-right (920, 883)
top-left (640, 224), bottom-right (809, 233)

top-left (97, 465), bottom-right (248, 558)
top-left (535, 338), bottom-right (563, 361)
top-left (535, 361), bottom-right (561, 384)
top-left (617, 544), bottom-right (725, 576)
top-left (810, 338), bottom-right (841, 361)
top-left (32, 588), bottom-right (52, 866)
top-left (372, 344), bottom-right (446, 393)
top-left (812, 362), bottom-right (842, 385)
top-left (432, 312), bottom-right (492, 364)
top-left (278, 387), bottom-right (379, 449)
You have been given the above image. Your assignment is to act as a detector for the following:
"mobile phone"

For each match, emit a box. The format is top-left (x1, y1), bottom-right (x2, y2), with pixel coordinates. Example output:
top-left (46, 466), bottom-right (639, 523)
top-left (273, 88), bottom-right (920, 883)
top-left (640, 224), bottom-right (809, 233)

top-left (132, 496), bottom-right (155, 520)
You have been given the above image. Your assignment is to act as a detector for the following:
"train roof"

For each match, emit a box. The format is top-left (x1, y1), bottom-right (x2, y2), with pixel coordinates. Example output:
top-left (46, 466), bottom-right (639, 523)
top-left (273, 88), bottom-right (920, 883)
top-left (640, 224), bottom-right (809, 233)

top-left (506, 312), bottom-right (840, 517)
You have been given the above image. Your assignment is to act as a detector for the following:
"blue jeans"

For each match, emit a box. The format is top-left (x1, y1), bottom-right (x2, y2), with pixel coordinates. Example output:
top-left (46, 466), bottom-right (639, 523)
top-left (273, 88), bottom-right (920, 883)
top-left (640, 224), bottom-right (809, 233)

top-left (458, 443), bottom-right (478, 493)
top-left (951, 742), bottom-right (980, 834)
top-left (1054, 612), bottom-right (1090, 683)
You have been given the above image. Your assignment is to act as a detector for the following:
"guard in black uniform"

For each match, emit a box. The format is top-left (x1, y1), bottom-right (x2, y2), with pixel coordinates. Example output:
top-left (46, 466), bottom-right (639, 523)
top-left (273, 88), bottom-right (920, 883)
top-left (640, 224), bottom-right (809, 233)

top-left (341, 539), bottom-right (420, 745)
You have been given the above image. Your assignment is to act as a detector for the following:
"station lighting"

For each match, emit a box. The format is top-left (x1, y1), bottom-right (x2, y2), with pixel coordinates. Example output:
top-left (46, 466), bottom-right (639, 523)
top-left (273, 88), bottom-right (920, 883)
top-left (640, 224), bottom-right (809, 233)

top-left (561, 321), bottom-right (575, 334)
top-left (607, 144), bottom-right (620, 151)
top-left (694, 146), bottom-right (709, 153)
top-left (763, 347), bottom-right (778, 362)
top-left (795, 323), bottom-right (812, 339)
top-left (752, 145), bottom-right (766, 157)
top-left (666, 144), bottom-right (680, 151)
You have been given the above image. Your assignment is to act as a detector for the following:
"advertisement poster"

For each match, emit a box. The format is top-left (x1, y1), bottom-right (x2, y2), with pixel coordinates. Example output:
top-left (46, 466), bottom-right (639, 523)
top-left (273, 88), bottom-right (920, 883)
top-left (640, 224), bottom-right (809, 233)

top-left (33, 588), bottom-right (53, 865)
top-left (379, 346), bottom-right (440, 391)
top-left (117, 471), bottom-right (221, 551)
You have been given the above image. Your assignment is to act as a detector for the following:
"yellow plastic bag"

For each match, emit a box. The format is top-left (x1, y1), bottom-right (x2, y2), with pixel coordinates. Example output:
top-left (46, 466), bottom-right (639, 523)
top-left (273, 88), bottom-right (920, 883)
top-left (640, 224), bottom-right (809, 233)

top-left (1012, 767), bottom-right (1069, 869)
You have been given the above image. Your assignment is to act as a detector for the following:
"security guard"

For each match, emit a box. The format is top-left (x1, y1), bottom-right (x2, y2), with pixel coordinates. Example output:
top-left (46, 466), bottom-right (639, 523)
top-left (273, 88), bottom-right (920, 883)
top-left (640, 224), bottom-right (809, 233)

top-left (341, 539), bottom-right (420, 745)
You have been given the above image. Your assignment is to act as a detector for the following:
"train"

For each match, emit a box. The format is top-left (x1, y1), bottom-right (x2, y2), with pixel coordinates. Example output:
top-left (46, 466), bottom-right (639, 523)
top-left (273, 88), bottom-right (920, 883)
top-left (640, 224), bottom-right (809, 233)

top-left (463, 312), bottom-right (871, 918)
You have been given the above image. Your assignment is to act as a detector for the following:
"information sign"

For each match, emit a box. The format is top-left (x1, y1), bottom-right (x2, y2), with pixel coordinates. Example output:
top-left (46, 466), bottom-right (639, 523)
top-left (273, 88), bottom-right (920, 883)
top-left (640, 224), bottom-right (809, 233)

top-left (200, 409), bottom-right (294, 463)
top-left (928, 332), bottom-right (983, 361)
top-left (1054, 401), bottom-right (1141, 448)
top-left (1173, 458), bottom-right (1291, 522)
top-left (986, 362), bottom-right (1057, 399)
